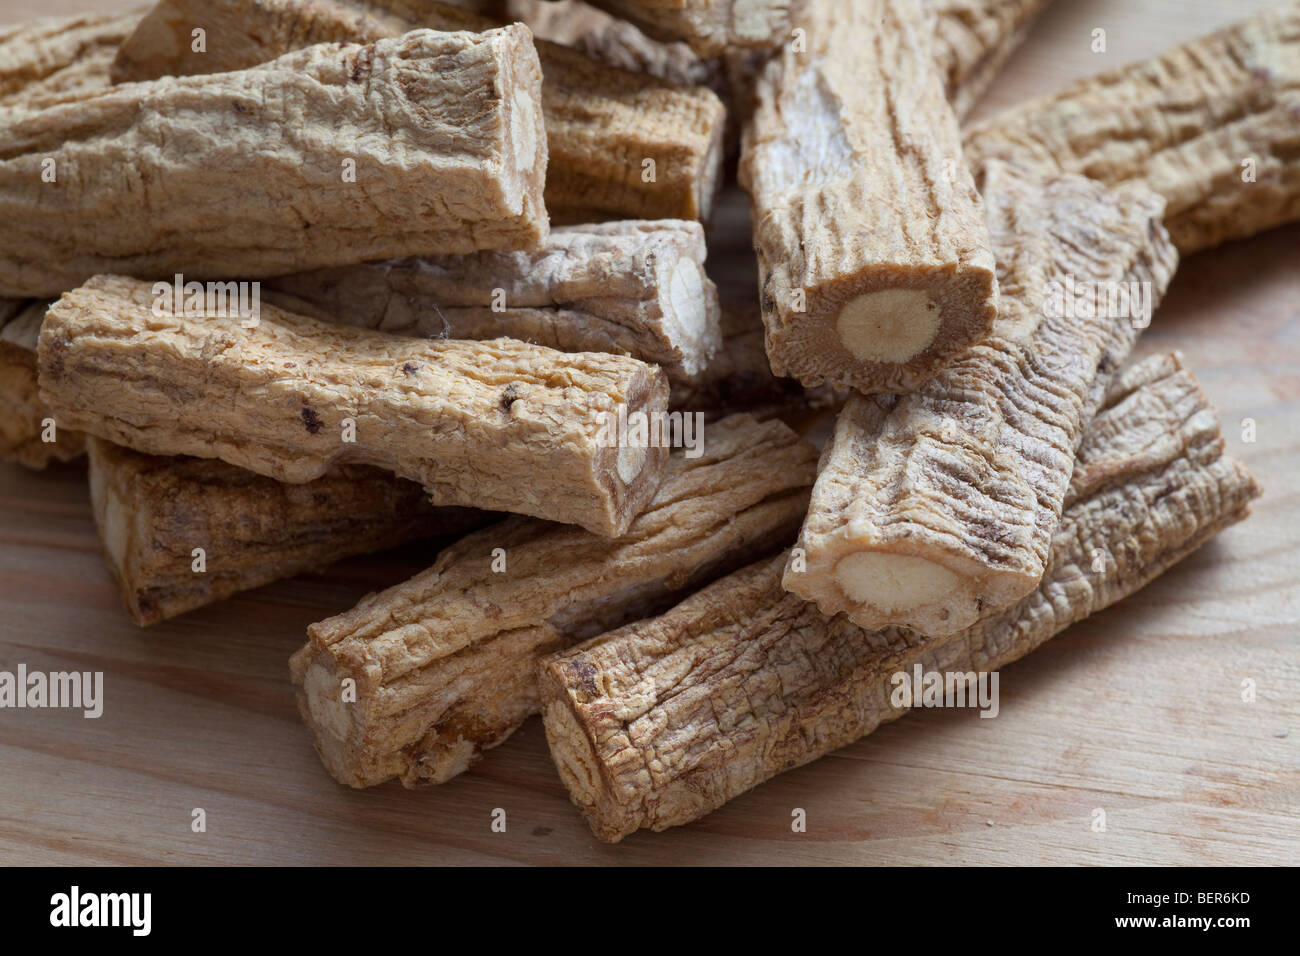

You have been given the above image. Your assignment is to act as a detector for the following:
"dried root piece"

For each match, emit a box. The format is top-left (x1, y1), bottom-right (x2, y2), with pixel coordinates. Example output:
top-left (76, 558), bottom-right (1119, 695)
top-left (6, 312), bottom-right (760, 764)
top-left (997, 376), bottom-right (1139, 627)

top-left (784, 166), bottom-right (1179, 637)
top-left (109, 0), bottom-right (406, 82)
top-left (509, 0), bottom-right (716, 88)
top-left (539, 354), bottom-right (1261, 842)
top-left (265, 221), bottom-right (722, 386)
top-left (515, 0), bottom-right (1042, 144)
top-left (0, 26), bottom-right (548, 297)
top-left (929, 0), bottom-right (1052, 120)
top-left (580, 0), bottom-right (803, 57)
top-left (112, 0), bottom-right (726, 223)
top-left (290, 414), bottom-right (818, 787)
top-left (512, 0), bottom-right (767, 162)
top-left (0, 301), bottom-right (85, 468)
top-left (87, 438), bottom-right (488, 627)
top-left (964, 5), bottom-right (1300, 253)
top-left (38, 275), bottom-right (669, 537)
top-left (0, 9), bottom-right (143, 109)
top-left (528, 35), bottom-right (726, 222)
top-left (739, 0), bottom-right (998, 394)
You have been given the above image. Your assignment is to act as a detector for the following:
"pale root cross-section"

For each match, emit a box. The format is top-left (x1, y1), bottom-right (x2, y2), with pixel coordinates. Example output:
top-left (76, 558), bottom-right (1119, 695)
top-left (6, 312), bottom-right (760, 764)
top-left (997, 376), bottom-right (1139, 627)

top-left (833, 551), bottom-right (962, 612)
top-left (836, 289), bottom-right (942, 364)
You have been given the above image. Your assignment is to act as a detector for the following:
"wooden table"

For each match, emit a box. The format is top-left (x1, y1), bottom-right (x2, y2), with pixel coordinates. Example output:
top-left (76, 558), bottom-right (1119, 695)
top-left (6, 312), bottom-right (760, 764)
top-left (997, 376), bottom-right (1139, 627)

top-left (1, 0), bottom-right (1296, 865)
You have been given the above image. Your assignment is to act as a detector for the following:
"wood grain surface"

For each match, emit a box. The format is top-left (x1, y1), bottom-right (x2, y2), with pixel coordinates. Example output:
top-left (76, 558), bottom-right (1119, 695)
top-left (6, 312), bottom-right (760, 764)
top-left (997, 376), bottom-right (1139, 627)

top-left (1, 0), bottom-right (1296, 865)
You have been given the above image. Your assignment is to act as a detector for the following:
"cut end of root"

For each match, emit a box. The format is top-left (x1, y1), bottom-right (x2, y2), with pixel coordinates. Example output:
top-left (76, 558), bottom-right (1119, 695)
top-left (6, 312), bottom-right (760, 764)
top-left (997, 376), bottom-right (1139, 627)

top-left (833, 550), bottom-right (961, 613)
top-left (836, 289), bottom-right (940, 365)
top-left (95, 483), bottom-right (130, 580)
top-left (302, 660), bottom-right (354, 745)
top-left (542, 700), bottom-right (605, 810)
top-left (667, 258), bottom-right (705, 332)
top-left (511, 91), bottom-right (539, 171)
top-left (543, 695), bottom-right (631, 842)
top-left (617, 443), bottom-right (648, 484)
top-left (661, 256), bottom-right (708, 369)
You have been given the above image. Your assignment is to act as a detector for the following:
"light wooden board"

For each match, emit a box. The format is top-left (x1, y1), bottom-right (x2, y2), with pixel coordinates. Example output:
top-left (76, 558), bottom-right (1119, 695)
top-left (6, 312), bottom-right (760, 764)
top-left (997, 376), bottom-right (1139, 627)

top-left (0, 0), bottom-right (1296, 865)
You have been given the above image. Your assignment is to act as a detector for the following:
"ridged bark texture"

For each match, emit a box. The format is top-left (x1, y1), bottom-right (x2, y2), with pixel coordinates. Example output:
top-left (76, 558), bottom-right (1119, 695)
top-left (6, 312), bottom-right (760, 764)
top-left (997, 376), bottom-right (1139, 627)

top-left (38, 275), bottom-right (669, 537)
top-left (740, 0), bottom-right (998, 394)
top-left (290, 414), bottom-right (818, 787)
top-left (0, 25), bottom-right (548, 297)
top-left (784, 165), bottom-right (1178, 637)
top-left (964, 5), bottom-right (1300, 253)
top-left (582, 0), bottom-right (803, 56)
top-left (929, 0), bottom-right (1053, 120)
top-left (510, 0), bottom-right (716, 88)
top-left (264, 220), bottom-right (722, 386)
top-left (539, 353), bottom-right (1261, 842)
top-left (0, 8), bottom-right (143, 109)
top-left (110, 0), bottom-right (726, 223)
top-left (515, 0), bottom-right (1047, 147)
top-left (87, 438), bottom-right (489, 626)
